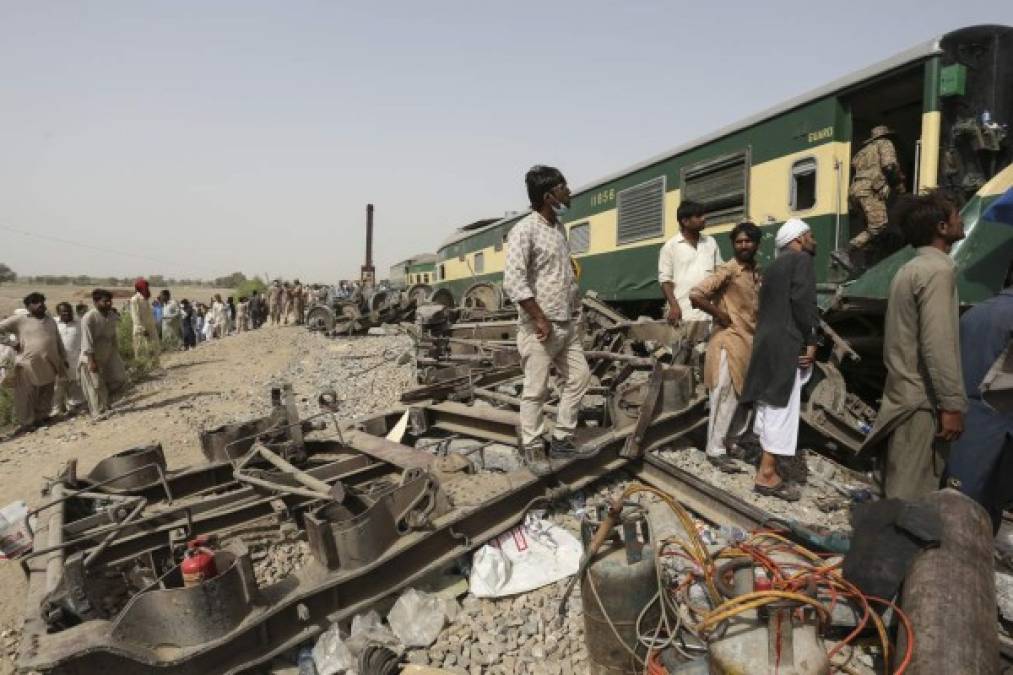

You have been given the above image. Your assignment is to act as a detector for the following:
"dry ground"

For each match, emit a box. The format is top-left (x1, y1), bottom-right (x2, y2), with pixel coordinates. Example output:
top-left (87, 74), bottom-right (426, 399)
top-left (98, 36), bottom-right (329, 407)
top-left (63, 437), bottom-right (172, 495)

top-left (0, 323), bottom-right (346, 674)
top-left (0, 283), bottom-right (235, 318)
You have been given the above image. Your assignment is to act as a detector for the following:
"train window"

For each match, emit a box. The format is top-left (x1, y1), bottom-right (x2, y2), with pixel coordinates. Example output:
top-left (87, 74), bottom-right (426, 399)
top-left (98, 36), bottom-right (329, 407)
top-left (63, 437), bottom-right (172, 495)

top-left (790, 158), bottom-right (817, 211)
top-left (681, 150), bottom-right (749, 224)
top-left (439, 264), bottom-right (445, 280)
top-left (569, 222), bottom-right (590, 254)
top-left (616, 176), bottom-right (666, 245)
top-left (474, 252), bottom-right (485, 274)
top-left (424, 273), bottom-right (430, 283)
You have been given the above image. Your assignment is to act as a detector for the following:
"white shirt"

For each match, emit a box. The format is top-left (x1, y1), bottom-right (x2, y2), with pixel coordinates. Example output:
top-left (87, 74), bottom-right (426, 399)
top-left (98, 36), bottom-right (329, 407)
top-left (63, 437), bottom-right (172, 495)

top-left (57, 319), bottom-right (83, 373)
top-left (162, 299), bottom-right (180, 320)
top-left (657, 230), bottom-right (723, 322)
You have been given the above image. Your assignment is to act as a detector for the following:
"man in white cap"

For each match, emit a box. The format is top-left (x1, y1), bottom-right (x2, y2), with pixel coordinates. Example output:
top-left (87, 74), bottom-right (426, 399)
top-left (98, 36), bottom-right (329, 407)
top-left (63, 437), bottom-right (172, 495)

top-left (739, 218), bottom-right (819, 501)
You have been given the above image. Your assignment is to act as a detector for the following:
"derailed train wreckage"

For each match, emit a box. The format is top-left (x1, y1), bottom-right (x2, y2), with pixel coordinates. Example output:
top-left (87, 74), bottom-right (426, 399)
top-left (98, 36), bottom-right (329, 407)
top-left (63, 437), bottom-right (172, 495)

top-left (16, 177), bottom-right (1013, 674)
top-left (16, 286), bottom-right (911, 674)
top-left (16, 378), bottom-right (713, 673)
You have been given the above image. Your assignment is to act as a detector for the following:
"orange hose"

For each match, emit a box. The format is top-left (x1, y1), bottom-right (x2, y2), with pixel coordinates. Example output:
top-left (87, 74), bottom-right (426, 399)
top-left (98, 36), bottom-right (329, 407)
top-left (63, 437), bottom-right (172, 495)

top-left (646, 649), bottom-right (669, 675)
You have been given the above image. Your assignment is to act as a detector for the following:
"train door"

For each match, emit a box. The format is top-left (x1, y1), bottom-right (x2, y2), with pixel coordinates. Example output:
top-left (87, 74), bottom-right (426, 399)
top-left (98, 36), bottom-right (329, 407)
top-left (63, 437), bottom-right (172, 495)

top-left (839, 63), bottom-right (927, 266)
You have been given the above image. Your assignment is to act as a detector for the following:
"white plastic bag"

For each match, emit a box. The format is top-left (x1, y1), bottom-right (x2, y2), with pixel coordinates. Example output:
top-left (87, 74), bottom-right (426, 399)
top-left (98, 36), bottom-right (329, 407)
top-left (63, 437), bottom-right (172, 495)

top-left (345, 609), bottom-right (401, 656)
top-left (312, 623), bottom-right (353, 675)
top-left (0, 501), bottom-right (32, 559)
top-left (468, 514), bottom-right (582, 598)
top-left (386, 588), bottom-right (448, 647)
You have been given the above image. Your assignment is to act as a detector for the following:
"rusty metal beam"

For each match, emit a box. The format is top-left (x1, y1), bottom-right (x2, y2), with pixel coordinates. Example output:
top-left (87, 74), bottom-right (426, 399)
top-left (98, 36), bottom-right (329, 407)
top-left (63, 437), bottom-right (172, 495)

top-left (18, 398), bottom-right (710, 674)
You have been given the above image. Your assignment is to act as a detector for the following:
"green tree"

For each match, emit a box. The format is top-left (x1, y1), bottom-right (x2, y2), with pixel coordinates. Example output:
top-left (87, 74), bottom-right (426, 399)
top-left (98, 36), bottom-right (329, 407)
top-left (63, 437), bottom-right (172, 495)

top-left (0, 263), bottom-right (15, 284)
top-left (214, 272), bottom-right (247, 288)
top-left (235, 276), bottom-right (267, 299)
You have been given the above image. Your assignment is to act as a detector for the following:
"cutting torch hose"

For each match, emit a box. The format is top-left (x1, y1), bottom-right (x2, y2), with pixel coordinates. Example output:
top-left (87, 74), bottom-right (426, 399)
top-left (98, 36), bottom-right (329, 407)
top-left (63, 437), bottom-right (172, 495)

top-left (583, 484), bottom-right (914, 675)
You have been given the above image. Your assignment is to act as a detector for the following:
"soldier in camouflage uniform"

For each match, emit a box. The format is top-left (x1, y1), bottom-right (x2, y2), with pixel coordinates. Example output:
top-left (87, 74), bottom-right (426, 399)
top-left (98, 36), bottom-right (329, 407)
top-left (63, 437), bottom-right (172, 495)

top-left (833, 125), bottom-right (905, 270)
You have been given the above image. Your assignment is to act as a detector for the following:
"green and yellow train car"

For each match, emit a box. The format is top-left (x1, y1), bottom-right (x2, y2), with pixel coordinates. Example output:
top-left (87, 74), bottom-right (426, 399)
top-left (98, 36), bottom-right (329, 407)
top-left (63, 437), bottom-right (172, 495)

top-left (389, 253), bottom-right (437, 290)
top-left (432, 25), bottom-right (1012, 312)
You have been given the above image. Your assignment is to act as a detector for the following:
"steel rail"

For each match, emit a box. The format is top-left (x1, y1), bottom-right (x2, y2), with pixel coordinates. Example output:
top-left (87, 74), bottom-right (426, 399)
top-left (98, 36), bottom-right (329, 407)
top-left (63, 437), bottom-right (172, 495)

top-left (19, 400), bottom-right (708, 674)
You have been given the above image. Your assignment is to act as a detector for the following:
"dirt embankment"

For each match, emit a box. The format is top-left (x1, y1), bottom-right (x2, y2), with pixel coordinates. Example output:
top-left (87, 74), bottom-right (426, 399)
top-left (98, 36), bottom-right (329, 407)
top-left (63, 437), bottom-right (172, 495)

top-left (0, 323), bottom-right (413, 674)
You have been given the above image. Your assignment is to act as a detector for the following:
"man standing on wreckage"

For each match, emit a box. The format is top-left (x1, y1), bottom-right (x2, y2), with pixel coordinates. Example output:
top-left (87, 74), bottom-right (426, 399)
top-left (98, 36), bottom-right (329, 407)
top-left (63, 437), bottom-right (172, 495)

top-left (503, 165), bottom-right (592, 476)
top-left (689, 221), bottom-right (762, 474)
top-left (739, 218), bottom-right (819, 502)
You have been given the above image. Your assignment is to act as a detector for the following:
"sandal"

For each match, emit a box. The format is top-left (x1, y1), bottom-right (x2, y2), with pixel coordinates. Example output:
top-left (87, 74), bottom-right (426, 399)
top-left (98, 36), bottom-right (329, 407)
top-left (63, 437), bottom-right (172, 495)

top-left (753, 480), bottom-right (801, 502)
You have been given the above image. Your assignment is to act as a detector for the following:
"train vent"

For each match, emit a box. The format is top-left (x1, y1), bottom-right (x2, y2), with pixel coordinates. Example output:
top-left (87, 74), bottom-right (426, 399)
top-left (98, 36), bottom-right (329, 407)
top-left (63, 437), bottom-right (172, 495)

top-left (616, 175), bottom-right (666, 245)
top-left (681, 150), bottom-right (749, 224)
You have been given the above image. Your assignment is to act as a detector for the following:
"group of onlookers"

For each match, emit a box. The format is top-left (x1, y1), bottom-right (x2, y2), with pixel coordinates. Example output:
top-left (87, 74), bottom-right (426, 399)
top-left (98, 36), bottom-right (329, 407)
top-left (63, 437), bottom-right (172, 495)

top-left (1, 288), bottom-right (126, 434)
top-left (505, 163), bottom-right (1011, 534)
top-left (0, 276), bottom-right (317, 437)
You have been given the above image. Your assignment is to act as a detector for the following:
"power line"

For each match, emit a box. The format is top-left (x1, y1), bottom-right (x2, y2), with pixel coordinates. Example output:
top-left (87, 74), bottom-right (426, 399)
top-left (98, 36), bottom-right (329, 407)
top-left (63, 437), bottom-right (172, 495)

top-left (0, 222), bottom-right (217, 274)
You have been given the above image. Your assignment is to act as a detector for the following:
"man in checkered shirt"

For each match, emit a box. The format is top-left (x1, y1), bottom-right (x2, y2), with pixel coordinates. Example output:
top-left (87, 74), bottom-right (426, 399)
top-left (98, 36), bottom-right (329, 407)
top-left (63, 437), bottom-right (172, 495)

top-left (503, 165), bottom-right (591, 474)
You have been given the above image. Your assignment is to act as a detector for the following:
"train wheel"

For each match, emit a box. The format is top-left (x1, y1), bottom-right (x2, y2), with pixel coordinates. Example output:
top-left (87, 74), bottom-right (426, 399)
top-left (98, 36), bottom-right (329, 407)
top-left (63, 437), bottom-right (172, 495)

top-left (461, 282), bottom-right (503, 311)
top-left (305, 305), bottom-right (336, 332)
top-left (427, 288), bottom-right (456, 308)
top-left (407, 284), bottom-right (432, 305)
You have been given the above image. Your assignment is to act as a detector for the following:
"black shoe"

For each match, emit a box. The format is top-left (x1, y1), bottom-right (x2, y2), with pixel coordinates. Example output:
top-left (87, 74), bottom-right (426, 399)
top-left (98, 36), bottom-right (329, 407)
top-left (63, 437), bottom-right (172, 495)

top-left (522, 442), bottom-right (552, 477)
top-left (707, 454), bottom-right (743, 474)
top-left (549, 436), bottom-right (594, 459)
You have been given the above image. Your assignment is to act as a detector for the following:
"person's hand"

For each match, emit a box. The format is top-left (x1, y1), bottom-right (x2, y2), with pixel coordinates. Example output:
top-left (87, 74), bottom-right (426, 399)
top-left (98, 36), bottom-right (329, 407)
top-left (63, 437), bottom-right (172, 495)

top-left (715, 309), bottom-right (732, 329)
top-left (798, 345), bottom-right (816, 368)
top-left (534, 316), bottom-right (552, 343)
top-left (937, 410), bottom-right (964, 442)
top-left (666, 305), bottom-right (682, 327)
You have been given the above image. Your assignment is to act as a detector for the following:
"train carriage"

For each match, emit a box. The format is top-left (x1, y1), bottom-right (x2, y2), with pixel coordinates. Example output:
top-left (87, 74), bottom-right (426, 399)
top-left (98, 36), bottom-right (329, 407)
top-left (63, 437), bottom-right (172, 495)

top-left (389, 253), bottom-right (437, 296)
top-left (432, 25), bottom-right (1012, 313)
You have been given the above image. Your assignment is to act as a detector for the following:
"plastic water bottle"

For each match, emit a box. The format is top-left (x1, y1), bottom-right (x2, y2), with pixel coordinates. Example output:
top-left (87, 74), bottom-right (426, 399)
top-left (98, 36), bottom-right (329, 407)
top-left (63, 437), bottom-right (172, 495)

top-left (717, 525), bottom-right (748, 545)
top-left (983, 110), bottom-right (993, 125)
top-left (856, 420), bottom-right (872, 435)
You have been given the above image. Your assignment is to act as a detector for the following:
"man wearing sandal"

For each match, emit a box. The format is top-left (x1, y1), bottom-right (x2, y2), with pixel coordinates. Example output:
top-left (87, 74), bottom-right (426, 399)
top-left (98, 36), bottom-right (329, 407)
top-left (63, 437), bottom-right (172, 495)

top-left (740, 218), bottom-right (819, 501)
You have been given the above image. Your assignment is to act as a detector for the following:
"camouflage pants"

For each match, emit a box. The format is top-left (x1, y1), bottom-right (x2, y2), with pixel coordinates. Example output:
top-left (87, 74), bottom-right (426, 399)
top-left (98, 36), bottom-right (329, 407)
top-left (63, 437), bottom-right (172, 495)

top-left (849, 194), bottom-right (888, 250)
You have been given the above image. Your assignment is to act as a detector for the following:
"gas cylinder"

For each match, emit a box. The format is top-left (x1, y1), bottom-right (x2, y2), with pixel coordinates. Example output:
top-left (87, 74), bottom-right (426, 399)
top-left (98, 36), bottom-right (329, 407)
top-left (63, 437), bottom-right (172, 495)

top-left (577, 504), bottom-right (662, 675)
top-left (181, 536), bottom-right (218, 587)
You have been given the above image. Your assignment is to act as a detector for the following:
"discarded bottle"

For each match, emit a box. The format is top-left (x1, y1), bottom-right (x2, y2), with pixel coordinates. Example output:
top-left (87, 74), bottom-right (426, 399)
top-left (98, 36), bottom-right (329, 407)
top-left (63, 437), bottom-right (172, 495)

top-left (855, 420), bottom-right (872, 435)
top-left (983, 110), bottom-right (993, 125)
top-left (717, 525), bottom-right (748, 545)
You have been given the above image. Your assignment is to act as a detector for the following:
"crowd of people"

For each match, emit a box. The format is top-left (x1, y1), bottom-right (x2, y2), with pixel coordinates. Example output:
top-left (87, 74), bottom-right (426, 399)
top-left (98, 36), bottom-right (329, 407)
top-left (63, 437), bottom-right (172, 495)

top-left (506, 163), bottom-right (1009, 532)
top-left (138, 278), bottom-right (324, 353)
top-left (0, 276), bottom-right (324, 437)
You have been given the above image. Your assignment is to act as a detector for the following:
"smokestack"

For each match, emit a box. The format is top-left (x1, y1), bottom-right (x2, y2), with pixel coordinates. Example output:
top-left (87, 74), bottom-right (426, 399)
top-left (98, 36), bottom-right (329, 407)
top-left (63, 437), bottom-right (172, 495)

top-left (360, 203), bottom-right (376, 286)
top-left (365, 203), bottom-right (374, 267)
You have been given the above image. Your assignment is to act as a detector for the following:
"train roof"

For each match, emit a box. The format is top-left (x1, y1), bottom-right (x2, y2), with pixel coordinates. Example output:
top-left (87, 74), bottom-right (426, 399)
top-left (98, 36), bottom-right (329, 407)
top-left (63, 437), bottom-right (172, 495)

top-left (390, 252), bottom-right (437, 267)
top-left (438, 213), bottom-right (526, 250)
top-left (434, 25), bottom-right (1010, 256)
top-left (571, 35), bottom-right (955, 195)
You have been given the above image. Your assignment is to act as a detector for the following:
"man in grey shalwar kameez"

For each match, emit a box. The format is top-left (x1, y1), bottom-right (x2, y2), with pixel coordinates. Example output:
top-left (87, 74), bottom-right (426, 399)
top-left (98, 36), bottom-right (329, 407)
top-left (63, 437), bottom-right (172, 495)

top-left (80, 289), bottom-right (128, 417)
top-left (865, 191), bottom-right (967, 499)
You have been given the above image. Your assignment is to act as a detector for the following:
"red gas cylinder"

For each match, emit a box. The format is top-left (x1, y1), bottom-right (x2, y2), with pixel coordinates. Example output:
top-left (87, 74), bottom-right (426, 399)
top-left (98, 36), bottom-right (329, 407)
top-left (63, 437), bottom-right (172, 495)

top-left (181, 536), bottom-right (218, 587)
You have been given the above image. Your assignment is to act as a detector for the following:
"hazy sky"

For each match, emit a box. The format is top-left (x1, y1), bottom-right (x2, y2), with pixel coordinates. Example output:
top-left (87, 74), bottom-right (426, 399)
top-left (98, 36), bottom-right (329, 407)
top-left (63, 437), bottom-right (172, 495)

top-left (2, 2), bottom-right (1011, 282)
